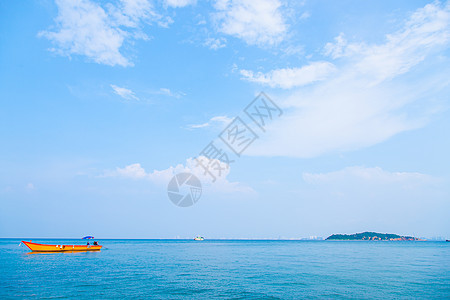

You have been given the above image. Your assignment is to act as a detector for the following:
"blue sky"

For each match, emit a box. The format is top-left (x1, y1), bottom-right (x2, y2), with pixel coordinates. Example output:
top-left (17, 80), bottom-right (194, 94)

top-left (1, 0), bottom-right (449, 239)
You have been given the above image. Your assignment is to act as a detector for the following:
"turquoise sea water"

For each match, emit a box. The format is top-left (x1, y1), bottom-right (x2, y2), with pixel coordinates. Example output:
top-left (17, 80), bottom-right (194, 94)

top-left (0, 239), bottom-right (449, 299)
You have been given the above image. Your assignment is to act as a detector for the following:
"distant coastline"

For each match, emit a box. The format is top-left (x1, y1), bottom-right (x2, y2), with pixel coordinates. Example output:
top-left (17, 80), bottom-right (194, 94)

top-left (326, 231), bottom-right (423, 241)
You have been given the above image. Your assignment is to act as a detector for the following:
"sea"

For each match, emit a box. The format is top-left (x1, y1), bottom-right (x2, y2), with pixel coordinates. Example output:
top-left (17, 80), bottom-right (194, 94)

top-left (0, 239), bottom-right (449, 299)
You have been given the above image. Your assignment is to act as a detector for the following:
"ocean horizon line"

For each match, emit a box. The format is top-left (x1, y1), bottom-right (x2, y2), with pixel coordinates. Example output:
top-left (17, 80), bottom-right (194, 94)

top-left (3, 237), bottom-right (446, 241)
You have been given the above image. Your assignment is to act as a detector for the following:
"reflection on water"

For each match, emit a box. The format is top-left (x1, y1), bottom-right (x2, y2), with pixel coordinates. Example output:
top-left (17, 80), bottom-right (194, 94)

top-left (26, 250), bottom-right (101, 255)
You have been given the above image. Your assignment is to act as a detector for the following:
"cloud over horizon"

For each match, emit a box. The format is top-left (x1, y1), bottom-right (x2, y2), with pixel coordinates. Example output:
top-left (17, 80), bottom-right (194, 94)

top-left (102, 157), bottom-right (254, 194)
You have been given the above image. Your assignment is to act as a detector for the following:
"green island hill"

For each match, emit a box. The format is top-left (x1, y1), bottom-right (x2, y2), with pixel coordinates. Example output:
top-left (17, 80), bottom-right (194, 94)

top-left (326, 232), bottom-right (422, 241)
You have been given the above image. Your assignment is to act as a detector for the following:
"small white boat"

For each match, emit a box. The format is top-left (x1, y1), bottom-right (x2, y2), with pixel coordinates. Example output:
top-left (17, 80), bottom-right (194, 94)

top-left (194, 236), bottom-right (204, 241)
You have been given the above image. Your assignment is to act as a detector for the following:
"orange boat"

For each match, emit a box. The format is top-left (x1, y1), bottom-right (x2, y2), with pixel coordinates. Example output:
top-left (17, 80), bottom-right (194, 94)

top-left (22, 240), bottom-right (102, 252)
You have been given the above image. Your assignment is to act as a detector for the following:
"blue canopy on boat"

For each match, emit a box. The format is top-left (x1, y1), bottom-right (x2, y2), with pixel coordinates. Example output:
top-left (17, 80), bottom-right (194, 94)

top-left (82, 236), bottom-right (94, 239)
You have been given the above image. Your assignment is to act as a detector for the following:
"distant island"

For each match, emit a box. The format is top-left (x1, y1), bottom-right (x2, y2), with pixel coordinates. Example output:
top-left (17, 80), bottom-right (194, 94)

top-left (326, 232), bottom-right (422, 241)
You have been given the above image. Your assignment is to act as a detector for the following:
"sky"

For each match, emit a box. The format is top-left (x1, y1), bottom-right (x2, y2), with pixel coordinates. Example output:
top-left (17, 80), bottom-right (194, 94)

top-left (0, 0), bottom-right (449, 239)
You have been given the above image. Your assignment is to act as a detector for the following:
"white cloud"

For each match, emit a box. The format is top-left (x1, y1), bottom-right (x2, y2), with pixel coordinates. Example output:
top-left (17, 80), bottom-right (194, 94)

top-left (103, 157), bottom-right (254, 194)
top-left (303, 166), bottom-right (435, 187)
top-left (282, 45), bottom-right (304, 56)
top-left (158, 87), bottom-right (185, 98)
top-left (213, 0), bottom-right (287, 46)
top-left (108, 0), bottom-right (156, 27)
top-left (39, 0), bottom-right (163, 66)
top-left (240, 62), bottom-right (336, 89)
top-left (111, 84), bottom-right (139, 100)
top-left (246, 1), bottom-right (450, 158)
top-left (110, 163), bottom-right (148, 178)
top-left (323, 33), bottom-right (355, 59)
top-left (26, 183), bottom-right (35, 190)
top-left (164, 0), bottom-right (196, 8)
top-left (159, 88), bottom-right (172, 95)
top-left (299, 11), bottom-right (310, 20)
top-left (204, 37), bottom-right (227, 50)
top-left (141, 87), bottom-right (185, 99)
top-left (187, 115), bottom-right (233, 129)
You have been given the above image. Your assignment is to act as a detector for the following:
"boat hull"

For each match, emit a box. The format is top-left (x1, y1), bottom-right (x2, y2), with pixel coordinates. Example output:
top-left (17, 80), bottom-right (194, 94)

top-left (22, 241), bottom-right (102, 252)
